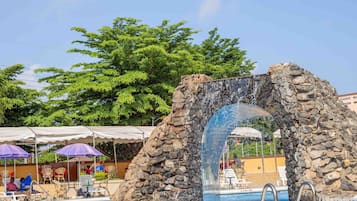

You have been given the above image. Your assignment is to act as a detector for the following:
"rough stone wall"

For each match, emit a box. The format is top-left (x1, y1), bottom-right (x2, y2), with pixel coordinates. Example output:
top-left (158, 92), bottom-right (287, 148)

top-left (113, 63), bottom-right (357, 201)
top-left (113, 74), bottom-right (214, 201)
top-left (267, 64), bottom-right (357, 200)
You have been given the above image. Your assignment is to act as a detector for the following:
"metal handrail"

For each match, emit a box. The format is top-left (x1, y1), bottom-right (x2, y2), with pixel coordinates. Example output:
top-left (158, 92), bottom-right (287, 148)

top-left (296, 181), bottom-right (316, 201)
top-left (260, 183), bottom-right (279, 201)
top-left (30, 180), bottom-right (52, 201)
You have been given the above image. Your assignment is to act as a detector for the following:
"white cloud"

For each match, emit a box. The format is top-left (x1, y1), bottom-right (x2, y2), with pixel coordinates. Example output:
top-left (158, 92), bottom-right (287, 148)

top-left (17, 64), bottom-right (48, 91)
top-left (199, 0), bottom-right (221, 19)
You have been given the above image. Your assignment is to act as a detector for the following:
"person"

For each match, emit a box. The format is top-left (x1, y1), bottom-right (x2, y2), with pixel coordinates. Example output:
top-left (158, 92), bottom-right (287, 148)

top-left (19, 175), bottom-right (32, 192)
top-left (86, 165), bottom-right (92, 175)
top-left (87, 161), bottom-right (105, 174)
top-left (95, 161), bottom-right (105, 172)
top-left (233, 153), bottom-right (242, 168)
top-left (6, 177), bottom-right (18, 191)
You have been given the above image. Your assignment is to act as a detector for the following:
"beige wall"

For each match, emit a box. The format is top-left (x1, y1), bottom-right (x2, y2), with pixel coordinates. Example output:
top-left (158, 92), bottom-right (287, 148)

top-left (241, 155), bottom-right (286, 174)
top-left (339, 92), bottom-right (357, 114)
top-left (0, 161), bottom-right (131, 182)
top-left (1, 157), bottom-right (282, 181)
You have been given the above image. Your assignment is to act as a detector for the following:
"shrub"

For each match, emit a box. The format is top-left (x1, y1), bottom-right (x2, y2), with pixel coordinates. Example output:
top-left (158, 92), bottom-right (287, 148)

top-left (94, 171), bottom-right (106, 180)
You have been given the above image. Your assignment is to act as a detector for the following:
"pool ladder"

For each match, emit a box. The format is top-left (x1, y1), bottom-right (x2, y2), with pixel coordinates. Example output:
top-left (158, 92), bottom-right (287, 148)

top-left (260, 181), bottom-right (316, 201)
top-left (296, 181), bottom-right (316, 201)
top-left (260, 183), bottom-right (278, 201)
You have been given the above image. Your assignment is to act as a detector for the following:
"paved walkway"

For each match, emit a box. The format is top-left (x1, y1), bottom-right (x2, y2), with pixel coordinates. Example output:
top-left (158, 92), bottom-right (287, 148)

top-left (0, 179), bottom-right (124, 200)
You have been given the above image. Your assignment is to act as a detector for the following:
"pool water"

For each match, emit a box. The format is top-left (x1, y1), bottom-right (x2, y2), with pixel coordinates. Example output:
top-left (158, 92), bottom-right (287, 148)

top-left (204, 191), bottom-right (289, 201)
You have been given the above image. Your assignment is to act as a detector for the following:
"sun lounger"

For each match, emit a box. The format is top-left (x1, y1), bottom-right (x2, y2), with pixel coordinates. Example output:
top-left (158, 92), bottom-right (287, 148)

top-left (223, 168), bottom-right (251, 189)
top-left (278, 166), bottom-right (287, 186)
top-left (0, 191), bottom-right (28, 201)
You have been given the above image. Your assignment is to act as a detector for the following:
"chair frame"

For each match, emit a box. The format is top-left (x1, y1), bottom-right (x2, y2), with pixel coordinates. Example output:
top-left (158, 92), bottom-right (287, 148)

top-left (42, 167), bottom-right (53, 184)
top-left (54, 167), bottom-right (66, 182)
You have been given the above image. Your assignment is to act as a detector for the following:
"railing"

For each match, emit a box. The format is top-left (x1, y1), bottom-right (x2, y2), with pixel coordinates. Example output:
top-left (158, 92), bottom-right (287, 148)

top-left (296, 181), bottom-right (316, 201)
top-left (30, 180), bottom-right (52, 201)
top-left (260, 183), bottom-right (278, 201)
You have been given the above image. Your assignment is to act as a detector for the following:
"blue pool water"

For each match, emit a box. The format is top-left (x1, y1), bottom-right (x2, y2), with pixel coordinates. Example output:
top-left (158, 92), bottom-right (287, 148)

top-left (204, 191), bottom-right (289, 201)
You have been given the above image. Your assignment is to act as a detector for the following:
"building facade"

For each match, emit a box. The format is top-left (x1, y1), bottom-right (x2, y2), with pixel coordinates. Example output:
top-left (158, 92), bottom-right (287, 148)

top-left (339, 92), bottom-right (357, 113)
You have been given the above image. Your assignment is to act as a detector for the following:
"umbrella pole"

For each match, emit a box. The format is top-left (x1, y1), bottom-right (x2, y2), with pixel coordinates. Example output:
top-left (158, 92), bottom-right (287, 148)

top-left (4, 159), bottom-right (7, 194)
top-left (35, 143), bottom-right (39, 183)
top-left (67, 156), bottom-right (70, 182)
top-left (273, 135), bottom-right (278, 172)
top-left (93, 134), bottom-right (97, 174)
top-left (260, 135), bottom-right (265, 173)
top-left (78, 159), bottom-right (80, 181)
top-left (255, 141), bottom-right (258, 156)
top-left (13, 159), bottom-right (16, 178)
top-left (113, 140), bottom-right (118, 178)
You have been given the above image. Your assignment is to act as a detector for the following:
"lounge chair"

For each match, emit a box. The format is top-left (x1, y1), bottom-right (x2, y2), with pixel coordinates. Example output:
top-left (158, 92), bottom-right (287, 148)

top-left (104, 165), bottom-right (116, 179)
top-left (278, 166), bottom-right (287, 186)
top-left (42, 167), bottom-right (53, 184)
top-left (223, 168), bottom-right (251, 189)
top-left (54, 167), bottom-right (66, 182)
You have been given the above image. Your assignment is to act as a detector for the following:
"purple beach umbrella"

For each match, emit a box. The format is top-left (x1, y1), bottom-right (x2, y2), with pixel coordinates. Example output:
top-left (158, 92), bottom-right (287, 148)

top-left (55, 143), bottom-right (102, 157)
top-left (56, 143), bottom-right (103, 181)
top-left (0, 144), bottom-right (30, 193)
top-left (0, 144), bottom-right (30, 159)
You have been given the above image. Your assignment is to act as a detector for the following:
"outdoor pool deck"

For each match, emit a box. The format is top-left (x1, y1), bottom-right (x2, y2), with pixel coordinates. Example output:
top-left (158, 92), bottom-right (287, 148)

top-left (0, 179), bottom-right (124, 200)
top-left (0, 173), bottom-right (282, 199)
top-left (244, 172), bottom-right (282, 188)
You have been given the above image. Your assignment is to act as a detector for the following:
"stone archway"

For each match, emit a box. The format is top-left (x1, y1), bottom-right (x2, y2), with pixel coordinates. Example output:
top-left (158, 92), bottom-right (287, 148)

top-left (114, 63), bottom-right (357, 201)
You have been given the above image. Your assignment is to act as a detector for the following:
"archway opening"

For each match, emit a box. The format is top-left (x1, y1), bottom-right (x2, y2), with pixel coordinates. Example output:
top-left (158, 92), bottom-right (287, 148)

top-left (201, 103), bottom-right (285, 200)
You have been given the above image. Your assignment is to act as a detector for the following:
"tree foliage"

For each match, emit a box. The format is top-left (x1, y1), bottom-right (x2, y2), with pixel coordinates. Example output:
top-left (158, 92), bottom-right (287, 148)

top-left (0, 65), bottom-right (42, 126)
top-left (25, 17), bottom-right (255, 126)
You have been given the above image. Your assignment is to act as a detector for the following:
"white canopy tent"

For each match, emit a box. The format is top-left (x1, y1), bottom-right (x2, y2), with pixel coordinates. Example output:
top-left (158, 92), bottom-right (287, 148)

top-left (0, 126), bottom-right (156, 182)
top-left (229, 127), bottom-right (266, 172)
top-left (90, 126), bottom-right (155, 143)
top-left (231, 127), bottom-right (262, 138)
top-left (0, 126), bottom-right (154, 144)
top-left (273, 129), bottom-right (281, 138)
top-left (0, 127), bottom-right (35, 143)
top-left (228, 127), bottom-right (281, 173)
top-left (31, 126), bottom-right (93, 144)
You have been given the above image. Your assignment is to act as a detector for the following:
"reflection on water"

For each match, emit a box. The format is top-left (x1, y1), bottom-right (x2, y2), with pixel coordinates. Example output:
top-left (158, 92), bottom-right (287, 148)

top-left (201, 103), bottom-right (270, 200)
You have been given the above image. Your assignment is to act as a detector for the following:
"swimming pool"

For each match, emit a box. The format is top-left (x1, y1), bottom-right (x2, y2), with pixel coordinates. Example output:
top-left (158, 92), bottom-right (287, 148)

top-left (204, 190), bottom-right (289, 201)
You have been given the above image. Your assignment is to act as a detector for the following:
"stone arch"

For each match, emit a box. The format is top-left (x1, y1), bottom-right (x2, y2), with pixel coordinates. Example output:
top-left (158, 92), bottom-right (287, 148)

top-left (114, 63), bottom-right (357, 201)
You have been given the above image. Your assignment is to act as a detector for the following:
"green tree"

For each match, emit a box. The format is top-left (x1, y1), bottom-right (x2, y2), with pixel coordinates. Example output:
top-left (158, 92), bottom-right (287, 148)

top-left (26, 17), bottom-right (255, 126)
top-left (0, 64), bottom-right (42, 126)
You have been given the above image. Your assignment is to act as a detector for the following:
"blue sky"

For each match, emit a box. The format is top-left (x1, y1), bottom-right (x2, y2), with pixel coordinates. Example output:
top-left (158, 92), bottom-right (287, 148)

top-left (0, 0), bottom-right (356, 94)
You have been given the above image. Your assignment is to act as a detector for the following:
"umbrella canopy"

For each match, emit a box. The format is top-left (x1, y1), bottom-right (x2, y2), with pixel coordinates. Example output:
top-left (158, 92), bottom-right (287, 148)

top-left (0, 144), bottom-right (30, 159)
top-left (55, 143), bottom-right (103, 157)
top-left (0, 144), bottom-right (30, 193)
top-left (56, 143), bottom-right (103, 182)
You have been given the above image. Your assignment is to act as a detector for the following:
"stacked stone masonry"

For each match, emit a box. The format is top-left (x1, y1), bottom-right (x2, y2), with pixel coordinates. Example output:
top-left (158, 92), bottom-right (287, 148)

top-left (113, 63), bottom-right (357, 201)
